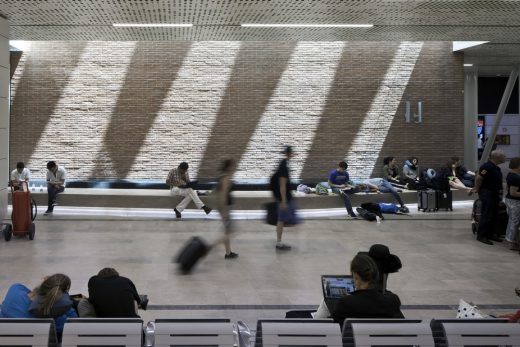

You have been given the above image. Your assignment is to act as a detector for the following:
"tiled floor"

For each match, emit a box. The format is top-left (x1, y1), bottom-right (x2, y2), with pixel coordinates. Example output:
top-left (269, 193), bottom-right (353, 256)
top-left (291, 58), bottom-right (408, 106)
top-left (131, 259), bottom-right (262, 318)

top-left (1, 201), bottom-right (519, 326)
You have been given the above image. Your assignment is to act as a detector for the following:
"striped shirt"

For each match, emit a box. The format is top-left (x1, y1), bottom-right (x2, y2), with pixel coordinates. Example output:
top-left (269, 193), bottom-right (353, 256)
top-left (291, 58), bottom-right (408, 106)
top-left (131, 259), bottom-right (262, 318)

top-left (166, 168), bottom-right (190, 189)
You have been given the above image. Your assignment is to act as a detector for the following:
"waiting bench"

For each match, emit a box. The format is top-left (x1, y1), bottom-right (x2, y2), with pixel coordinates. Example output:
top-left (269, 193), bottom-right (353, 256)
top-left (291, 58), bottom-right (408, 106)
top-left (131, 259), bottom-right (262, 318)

top-left (153, 318), bottom-right (235, 346)
top-left (342, 319), bottom-right (435, 347)
top-left (0, 318), bottom-right (57, 347)
top-left (254, 319), bottom-right (343, 347)
top-left (61, 318), bottom-right (143, 347)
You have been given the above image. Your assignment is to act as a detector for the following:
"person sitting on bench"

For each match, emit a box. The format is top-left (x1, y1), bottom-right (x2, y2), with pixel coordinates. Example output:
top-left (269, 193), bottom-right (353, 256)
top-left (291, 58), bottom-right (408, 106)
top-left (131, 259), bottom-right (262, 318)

top-left (10, 161), bottom-right (30, 190)
top-left (328, 161), bottom-right (357, 219)
top-left (166, 162), bottom-right (212, 218)
top-left (44, 161), bottom-right (66, 216)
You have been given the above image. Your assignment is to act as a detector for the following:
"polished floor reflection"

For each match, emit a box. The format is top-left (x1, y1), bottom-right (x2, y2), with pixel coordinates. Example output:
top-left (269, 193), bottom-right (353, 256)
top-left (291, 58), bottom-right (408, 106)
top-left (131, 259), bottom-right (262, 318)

top-left (1, 204), bottom-right (518, 326)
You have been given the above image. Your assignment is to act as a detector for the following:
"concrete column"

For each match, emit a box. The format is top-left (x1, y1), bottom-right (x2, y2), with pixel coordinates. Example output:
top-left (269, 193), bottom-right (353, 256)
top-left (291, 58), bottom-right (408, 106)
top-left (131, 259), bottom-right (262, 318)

top-left (0, 17), bottom-right (8, 221)
top-left (464, 70), bottom-right (478, 171)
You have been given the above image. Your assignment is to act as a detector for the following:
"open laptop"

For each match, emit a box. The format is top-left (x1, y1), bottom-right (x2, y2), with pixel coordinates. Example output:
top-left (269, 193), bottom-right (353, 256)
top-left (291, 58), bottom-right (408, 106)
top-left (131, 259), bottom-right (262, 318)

top-left (321, 275), bottom-right (356, 300)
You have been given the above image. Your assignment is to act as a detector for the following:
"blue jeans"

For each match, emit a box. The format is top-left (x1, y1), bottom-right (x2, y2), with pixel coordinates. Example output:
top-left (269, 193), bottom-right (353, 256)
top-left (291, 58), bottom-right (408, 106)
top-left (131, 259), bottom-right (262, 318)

top-left (47, 185), bottom-right (65, 211)
top-left (461, 173), bottom-right (475, 188)
top-left (331, 187), bottom-right (356, 216)
top-left (378, 180), bottom-right (404, 206)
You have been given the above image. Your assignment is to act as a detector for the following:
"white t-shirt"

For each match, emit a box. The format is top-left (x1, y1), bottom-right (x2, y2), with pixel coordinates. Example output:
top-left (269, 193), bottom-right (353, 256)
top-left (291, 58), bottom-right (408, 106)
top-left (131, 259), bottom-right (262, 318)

top-left (46, 166), bottom-right (67, 187)
top-left (10, 168), bottom-right (30, 182)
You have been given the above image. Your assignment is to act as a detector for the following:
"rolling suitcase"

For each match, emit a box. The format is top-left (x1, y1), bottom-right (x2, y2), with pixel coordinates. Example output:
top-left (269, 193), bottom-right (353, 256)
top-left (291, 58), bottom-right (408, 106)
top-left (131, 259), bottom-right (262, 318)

top-left (418, 189), bottom-right (436, 212)
top-left (435, 190), bottom-right (453, 211)
top-left (175, 236), bottom-right (208, 274)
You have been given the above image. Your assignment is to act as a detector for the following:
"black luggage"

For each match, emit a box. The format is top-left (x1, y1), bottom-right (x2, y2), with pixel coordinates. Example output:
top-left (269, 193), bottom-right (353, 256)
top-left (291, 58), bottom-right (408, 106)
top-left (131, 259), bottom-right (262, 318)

top-left (436, 190), bottom-right (453, 211)
top-left (265, 202), bottom-right (278, 226)
top-left (356, 207), bottom-right (377, 221)
top-left (175, 236), bottom-right (208, 274)
top-left (418, 189), bottom-right (436, 212)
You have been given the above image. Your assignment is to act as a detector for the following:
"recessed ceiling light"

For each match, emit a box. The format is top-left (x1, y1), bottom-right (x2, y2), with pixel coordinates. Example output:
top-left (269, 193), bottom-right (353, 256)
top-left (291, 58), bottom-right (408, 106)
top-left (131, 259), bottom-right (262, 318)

top-left (464, 64), bottom-right (474, 67)
top-left (241, 23), bottom-right (373, 28)
top-left (113, 23), bottom-right (193, 28)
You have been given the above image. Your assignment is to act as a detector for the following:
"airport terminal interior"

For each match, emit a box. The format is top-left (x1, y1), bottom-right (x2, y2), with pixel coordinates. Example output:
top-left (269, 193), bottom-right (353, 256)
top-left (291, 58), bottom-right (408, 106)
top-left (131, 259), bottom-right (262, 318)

top-left (1, 0), bottom-right (520, 345)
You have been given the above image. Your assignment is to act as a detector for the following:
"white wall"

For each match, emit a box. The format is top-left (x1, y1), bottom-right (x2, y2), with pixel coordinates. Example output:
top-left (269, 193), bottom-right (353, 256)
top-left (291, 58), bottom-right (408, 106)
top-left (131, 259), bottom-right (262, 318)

top-left (0, 17), bottom-right (8, 221)
top-left (484, 114), bottom-right (520, 158)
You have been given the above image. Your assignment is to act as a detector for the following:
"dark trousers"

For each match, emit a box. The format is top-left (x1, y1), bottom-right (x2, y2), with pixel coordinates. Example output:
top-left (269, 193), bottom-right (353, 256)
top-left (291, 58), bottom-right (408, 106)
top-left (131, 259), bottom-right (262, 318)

top-left (477, 189), bottom-right (500, 239)
top-left (47, 185), bottom-right (65, 211)
top-left (331, 187), bottom-right (355, 215)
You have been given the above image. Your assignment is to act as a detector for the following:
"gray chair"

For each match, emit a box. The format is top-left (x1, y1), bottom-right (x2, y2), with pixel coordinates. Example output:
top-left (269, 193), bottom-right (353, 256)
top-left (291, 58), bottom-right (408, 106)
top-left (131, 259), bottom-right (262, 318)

top-left (430, 318), bottom-right (509, 347)
top-left (153, 318), bottom-right (234, 346)
top-left (254, 319), bottom-right (342, 347)
top-left (342, 319), bottom-right (435, 347)
top-left (61, 318), bottom-right (143, 347)
top-left (0, 318), bottom-right (57, 347)
top-left (440, 320), bottom-right (520, 346)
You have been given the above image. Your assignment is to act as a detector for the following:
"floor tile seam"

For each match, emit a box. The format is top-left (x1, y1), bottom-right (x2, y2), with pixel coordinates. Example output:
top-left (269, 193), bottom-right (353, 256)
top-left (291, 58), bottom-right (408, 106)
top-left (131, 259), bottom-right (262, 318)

top-left (145, 304), bottom-right (520, 310)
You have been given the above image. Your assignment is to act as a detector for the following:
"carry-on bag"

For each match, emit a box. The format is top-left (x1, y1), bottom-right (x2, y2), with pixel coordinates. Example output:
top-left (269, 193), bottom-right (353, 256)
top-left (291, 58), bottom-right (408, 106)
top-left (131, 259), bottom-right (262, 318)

top-left (264, 202), bottom-right (278, 226)
top-left (175, 236), bottom-right (209, 274)
top-left (435, 190), bottom-right (453, 211)
top-left (418, 189), bottom-right (437, 212)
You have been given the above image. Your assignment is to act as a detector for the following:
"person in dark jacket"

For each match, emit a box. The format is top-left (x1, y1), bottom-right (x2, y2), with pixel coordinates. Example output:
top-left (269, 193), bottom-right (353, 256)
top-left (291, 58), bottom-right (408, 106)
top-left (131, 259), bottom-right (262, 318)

top-left (88, 268), bottom-right (142, 317)
top-left (270, 146), bottom-right (299, 250)
top-left (471, 150), bottom-right (507, 245)
top-left (330, 254), bottom-right (404, 326)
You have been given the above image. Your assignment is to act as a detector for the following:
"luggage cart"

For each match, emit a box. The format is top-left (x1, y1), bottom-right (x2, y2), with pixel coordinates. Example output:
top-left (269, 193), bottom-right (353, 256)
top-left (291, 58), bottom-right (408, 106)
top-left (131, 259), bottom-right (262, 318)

top-left (2, 181), bottom-right (37, 241)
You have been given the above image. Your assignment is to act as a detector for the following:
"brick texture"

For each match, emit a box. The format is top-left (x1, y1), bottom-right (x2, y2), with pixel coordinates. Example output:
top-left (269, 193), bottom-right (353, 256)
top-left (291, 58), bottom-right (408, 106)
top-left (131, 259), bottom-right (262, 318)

top-left (9, 41), bottom-right (464, 182)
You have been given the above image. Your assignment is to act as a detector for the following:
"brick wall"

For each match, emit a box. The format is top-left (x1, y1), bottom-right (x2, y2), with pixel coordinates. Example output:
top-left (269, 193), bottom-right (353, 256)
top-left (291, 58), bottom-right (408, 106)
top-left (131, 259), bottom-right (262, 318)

top-left (9, 41), bottom-right (464, 182)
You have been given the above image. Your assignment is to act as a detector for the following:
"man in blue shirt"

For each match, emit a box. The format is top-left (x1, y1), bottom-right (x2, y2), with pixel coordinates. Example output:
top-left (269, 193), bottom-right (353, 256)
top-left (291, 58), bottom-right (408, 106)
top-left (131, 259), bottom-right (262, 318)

top-left (328, 161), bottom-right (357, 218)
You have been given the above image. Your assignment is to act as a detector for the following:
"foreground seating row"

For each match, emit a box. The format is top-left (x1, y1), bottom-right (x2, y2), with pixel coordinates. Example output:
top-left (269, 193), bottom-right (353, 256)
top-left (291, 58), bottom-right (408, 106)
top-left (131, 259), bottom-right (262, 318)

top-left (0, 317), bottom-right (519, 347)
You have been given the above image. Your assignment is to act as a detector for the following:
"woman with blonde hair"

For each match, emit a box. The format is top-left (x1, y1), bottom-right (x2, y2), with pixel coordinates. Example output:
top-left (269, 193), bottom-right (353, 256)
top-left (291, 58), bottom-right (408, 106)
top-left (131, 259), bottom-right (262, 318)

top-left (0, 274), bottom-right (77, 339)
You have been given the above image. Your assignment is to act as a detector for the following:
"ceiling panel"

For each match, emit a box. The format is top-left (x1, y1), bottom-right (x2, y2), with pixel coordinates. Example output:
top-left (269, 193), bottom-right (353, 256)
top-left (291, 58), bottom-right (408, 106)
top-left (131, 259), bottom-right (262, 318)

top-left (2, 0), bottom-right (520, 72)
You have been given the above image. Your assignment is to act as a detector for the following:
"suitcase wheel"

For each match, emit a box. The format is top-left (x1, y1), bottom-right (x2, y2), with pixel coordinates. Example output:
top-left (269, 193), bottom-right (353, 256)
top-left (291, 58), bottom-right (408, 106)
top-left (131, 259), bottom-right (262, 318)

top-left (4, 224), bottom-right (12, 242)
top-left (28, 223), bottom-right (35, 240)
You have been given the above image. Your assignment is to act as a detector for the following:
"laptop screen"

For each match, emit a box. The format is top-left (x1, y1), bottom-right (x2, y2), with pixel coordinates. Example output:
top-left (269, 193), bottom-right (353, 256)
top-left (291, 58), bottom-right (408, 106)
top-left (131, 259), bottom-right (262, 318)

top-left (321, 275), bottom-right (355, 300)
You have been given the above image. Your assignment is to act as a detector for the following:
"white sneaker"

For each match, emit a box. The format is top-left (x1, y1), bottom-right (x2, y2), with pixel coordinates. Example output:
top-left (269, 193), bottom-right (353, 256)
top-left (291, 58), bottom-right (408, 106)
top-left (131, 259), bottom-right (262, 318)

top-left (43, 210), bottom-right (53, 216)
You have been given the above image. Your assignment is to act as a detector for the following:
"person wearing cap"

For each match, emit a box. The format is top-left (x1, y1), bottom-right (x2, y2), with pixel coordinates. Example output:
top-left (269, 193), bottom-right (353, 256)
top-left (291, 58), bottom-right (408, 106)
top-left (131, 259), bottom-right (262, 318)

top-left (328, 161), bottom-right (357, 219)
top-left (166, 162), bottom-right (212, 218)
top-left (44, 161), bottom-right (66, 216)
top-left (329, 253), bottom-right (404, 326)
top-left (10, 162), bottom-right (30, 190)
top-left (270, 146), bottom-right (299, 250)
top-left (359, 244), bottom-right (402, 293)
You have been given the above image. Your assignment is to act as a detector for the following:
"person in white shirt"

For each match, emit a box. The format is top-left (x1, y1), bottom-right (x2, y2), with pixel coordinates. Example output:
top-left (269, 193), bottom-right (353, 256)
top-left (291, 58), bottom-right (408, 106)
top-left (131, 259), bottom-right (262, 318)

top-left (10, 162), bottom-right (30, 189)
top-left (44, 161), bottom-right (66, 216)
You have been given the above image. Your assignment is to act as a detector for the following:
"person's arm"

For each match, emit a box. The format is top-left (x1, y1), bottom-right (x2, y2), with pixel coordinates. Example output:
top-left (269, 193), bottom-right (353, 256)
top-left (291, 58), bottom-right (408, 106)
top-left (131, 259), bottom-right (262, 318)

top-left (509, 185), bottom-right (520, 198)
top-left (402, 165), bottom-right (412, 179)
top-left (166, 169), bottom-right (172, 186)
top-left (471, 174), bottom-right (484, 194)
top-left (328, 171), bottom-right (345, 188)
top-left (55, 169), bottom-right (66, 187)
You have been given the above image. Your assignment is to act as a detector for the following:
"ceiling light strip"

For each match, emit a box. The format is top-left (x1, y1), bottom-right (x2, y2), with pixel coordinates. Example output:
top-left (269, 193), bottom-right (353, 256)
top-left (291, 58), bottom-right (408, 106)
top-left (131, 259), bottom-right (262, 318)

top-left (241, 23), bottom-right (373, 28)
top-left (113, 23), bottom-right (193, 28)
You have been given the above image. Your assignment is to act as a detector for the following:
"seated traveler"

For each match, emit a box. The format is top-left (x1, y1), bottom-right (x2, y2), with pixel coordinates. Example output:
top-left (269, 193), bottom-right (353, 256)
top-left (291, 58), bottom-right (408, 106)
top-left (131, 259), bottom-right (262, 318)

top-left (328, 253), bottom-right (404, 326)
top-left (10, 161), bottom-right (30, 190)
top-left (88, 267), bottom-right (145, 317)
top-left (0, 274), bottom-right (78, 339)
top-left (441, 159), bottom-right (472, 192)
top-left (451, 156), bottom-right (475, 187)
top-left (44, 161), bottom-right (66, 216)
top-left (382, 156), bottom-right (406, 188)
top-left (402, 157), bottom-right (420, 190)
top-left (328, 161), bottom-right (357, 218)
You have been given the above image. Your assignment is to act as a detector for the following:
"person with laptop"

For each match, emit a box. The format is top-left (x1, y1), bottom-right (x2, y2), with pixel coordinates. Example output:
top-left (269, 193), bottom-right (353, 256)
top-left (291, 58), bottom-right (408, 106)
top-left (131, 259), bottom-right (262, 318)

top-left (324, 253), bottom-right (404, 325)
top-left (166, 161), bottom-right (212, 218)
